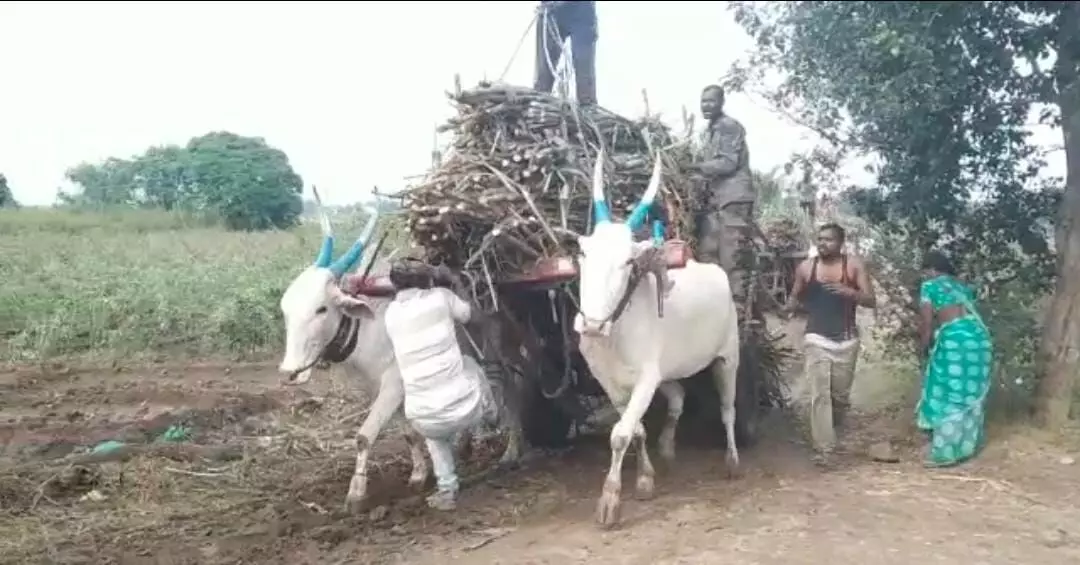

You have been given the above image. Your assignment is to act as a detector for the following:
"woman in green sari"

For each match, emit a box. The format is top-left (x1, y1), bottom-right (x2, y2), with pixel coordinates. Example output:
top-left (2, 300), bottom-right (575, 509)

top-left (916, 251), bottom-right (993, 467)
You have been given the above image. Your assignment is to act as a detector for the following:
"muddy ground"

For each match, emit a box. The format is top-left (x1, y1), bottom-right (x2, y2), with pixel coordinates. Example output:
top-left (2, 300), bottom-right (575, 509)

top-left (3, 326), bottom-right (1080, 564)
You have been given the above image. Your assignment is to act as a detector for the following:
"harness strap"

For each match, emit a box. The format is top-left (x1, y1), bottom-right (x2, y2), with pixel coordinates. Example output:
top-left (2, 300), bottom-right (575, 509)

top-left (322, 315), bottom-right (360, 363)
top-left (607, 267), bottom-right (646, 326)
top-left (596, 252), bottom-right (668, 328)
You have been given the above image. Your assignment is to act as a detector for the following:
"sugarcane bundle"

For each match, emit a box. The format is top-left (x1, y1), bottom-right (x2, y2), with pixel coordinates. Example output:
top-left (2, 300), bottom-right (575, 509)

top-left (762, 216), bottom-right (810, 255)
top-left (400, 82), bottom-right (699, 277)
top-left (391, 81), bottom-right (798, 418)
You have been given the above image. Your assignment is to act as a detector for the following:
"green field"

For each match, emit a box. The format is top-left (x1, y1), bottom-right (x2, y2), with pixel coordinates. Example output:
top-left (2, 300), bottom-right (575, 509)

top-left (0, 206), bottom-right (1044, 418)
top-left (0, 207), bottom-right (391, 365)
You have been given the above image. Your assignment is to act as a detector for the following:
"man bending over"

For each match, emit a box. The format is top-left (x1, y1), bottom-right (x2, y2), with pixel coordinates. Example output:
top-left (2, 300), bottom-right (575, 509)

top-left (384, 259), bottom-right (496, 510)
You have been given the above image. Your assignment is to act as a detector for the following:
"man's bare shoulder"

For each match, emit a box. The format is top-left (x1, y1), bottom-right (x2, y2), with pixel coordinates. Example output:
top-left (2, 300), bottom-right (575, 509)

top-left (845, 253), bottom-right (868, 271)
top-left (845, 253), bottom-right (872, 280)
top-left (794, 257), bottom-right (814, 277)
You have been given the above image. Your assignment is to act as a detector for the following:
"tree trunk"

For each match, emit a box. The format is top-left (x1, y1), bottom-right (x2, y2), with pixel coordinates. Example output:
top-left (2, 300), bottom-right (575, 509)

top-left (1034, 17), bottom-right (1080, 429)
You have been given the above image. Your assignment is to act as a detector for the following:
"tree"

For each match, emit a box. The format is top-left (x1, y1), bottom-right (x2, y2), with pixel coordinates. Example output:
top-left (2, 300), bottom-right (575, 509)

top-left (61, 132), bottom-right (304, 231)
top-left (728, 1), bottom-right (1079, 426)
top-left (62, 157), bottom-right (140, 208)
top-left (0, 173), bottom-right (19, 208)
top-left (180, 132), bottom-right (304, 230)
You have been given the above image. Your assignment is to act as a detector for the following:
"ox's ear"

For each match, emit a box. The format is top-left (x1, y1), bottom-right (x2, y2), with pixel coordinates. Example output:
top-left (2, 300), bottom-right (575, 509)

top-left (327, 279), bottom-right (375, 320)
top-left (334, 294), bottom-right (376, 320)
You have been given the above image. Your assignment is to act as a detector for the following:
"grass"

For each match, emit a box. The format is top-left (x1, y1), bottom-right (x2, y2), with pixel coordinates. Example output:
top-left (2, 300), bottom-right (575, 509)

top-left (0, 207), bottom-right (402, 365)
top-left (0, 205), bottom-right (1053, 416)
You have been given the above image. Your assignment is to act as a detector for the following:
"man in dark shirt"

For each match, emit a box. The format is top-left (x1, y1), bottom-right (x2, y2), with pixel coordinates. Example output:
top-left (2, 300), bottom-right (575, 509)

top-left (785, 223), bottom-right (875, 463)
top-left (534, 0), bottom-right (598, 105)
top-left (688, 84), bottom-right (754, 301)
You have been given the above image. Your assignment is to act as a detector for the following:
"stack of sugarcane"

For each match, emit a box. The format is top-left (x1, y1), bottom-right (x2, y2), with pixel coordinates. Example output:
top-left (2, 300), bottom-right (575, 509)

top-left (401, 82), bottom-right (698, 276)
top-left (762, 217), bottom-right (809, 255)
top-left (395, 81), bottom-right (794, 414)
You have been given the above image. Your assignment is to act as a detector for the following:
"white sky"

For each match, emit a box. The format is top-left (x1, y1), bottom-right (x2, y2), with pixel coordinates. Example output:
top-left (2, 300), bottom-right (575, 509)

top-left (0, 1), bottom-right (1065, 207)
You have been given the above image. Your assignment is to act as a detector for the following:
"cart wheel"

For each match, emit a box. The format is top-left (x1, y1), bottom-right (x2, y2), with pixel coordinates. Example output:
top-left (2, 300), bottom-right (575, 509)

top-left (734, 312), bottom-right (766, 448)
top-left (521, 380), bottom-right (575, 448)
top-left (734, 358), bottom-right (761, 448)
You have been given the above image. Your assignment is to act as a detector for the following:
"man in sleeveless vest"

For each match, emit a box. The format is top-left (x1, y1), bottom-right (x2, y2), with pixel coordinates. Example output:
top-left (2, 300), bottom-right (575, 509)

top-left (785, 223), bottom-right (876, 462)
top-left (689, 84), bottom-right (755, 303)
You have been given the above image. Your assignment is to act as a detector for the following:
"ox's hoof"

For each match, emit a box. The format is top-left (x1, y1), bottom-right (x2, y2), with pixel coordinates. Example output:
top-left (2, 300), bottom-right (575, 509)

top-left (499, 451), bottom-right (521, 468)
top-left (407, 472), bottom-right (428, 491)
top-left (344, 492), bottom-right (369, 515)
top-left (634, 474), bottom-right (655, 500)
top-left (499, 443), bottom-right (523, 466)
top-left (724, 452), bottom-right (741, 479)
top-left (595, 482), bottom-right (622, 529)
top-left (345, 475), bottom-right (369, 514)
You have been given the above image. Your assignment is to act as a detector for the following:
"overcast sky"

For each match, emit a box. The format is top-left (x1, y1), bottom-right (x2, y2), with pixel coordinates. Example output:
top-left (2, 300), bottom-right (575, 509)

top-left (0, 1), bottom-right (1065, 207)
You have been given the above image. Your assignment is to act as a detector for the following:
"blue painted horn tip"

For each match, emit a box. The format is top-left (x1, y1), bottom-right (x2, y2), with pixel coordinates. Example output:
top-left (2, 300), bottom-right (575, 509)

top-left (626, 204), bottom-right (650, 230)
top-left (314, 235), bottom-right (335, 267)
top-left (593, 200), bottom-right (612, 223)
top-left (329, 241), bottom-right (366, 275)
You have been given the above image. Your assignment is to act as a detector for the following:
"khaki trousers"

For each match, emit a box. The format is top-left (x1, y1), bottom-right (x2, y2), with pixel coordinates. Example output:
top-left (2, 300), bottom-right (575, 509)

top-left (803, 333), bottom-right (860, 453)
top-left (694, 202), bottom-right (754, 300)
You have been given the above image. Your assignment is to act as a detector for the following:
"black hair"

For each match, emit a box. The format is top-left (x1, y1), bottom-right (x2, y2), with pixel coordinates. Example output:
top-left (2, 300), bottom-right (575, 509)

top-left (818, 222), bottom-right (845, 243)
top-left (389, 258), bottom-right (433, 291)
top-left (921, 250), bottom-right (957, 276)
top-left (702, 84), bottom-right (725, 97)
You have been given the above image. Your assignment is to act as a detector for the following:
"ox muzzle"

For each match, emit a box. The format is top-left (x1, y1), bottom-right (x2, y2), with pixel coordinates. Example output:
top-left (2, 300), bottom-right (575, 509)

top-left (278, 357), bottom-right (317, 385)
top-left (574, 313), bottom-right (613, 337)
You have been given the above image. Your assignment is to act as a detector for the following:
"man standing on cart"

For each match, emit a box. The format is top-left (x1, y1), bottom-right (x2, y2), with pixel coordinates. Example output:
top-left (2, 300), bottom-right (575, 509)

top-left (534, 1), bottom-right (598, 106)
top-left (688, 84), bottom-right (756, 307)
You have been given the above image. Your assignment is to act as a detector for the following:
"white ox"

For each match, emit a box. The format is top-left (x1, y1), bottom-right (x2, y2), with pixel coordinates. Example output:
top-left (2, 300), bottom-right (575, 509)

top-left (572, 152), bottom-right (741, 528)
top-left (277, 189), bottom-right (524, 512)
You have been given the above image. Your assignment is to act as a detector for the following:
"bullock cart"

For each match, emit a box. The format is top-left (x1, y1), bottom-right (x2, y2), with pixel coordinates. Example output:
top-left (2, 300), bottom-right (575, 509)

top-left (361, 82), bottom-right (794, 451)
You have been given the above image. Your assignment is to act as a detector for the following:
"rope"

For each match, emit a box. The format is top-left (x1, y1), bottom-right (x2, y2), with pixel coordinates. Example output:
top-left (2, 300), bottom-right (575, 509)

top-left (557, 41), bottom-right (575, 100)
top-left (533, 6), bottom-right (576, 102)
top-left (499, 11), bottom-right (540, 82)
top-left (542, 11), bottom-right (576, 102)
top-left (498, 7), bottom-right (575, 99)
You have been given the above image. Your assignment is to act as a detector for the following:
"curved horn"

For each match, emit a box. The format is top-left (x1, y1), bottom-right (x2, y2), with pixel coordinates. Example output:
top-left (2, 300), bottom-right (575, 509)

top-left (591, 149), bottom-right (611, 225)
top-left (627, 157), bottom-right (662, 231)
top-left (312, 185), bottom-right (335, 268)
top-left (329, 203), bottom-right (381, 277)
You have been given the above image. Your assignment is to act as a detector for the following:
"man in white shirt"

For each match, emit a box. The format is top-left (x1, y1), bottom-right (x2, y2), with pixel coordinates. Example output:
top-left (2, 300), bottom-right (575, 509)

top-left (384, 259), bottom-right (496, 510)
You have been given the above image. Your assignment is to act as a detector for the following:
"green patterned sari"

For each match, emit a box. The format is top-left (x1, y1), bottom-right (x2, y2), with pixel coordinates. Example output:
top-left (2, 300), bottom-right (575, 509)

top-left (916, 275), bottom-right (993, 467)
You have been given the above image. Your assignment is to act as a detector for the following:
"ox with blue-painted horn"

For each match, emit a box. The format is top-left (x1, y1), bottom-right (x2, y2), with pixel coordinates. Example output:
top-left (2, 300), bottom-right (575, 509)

top-left (277, 186), bottom-right (526, 513)
top-left (569, 150), bottom-right (742, 529)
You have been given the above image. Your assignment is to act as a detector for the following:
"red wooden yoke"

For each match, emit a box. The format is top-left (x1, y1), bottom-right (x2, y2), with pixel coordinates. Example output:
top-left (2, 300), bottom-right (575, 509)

top-left (498, 239), bottom-right (693, 286)
top-left (342, 273), bottom-right (396, 297)
top-left (342, 239), bottom-right (694, 297)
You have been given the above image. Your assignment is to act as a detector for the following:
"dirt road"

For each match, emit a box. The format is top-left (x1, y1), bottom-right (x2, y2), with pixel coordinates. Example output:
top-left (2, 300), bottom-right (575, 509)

top-left (402, 427), bottom-right (1080, 565)
top-left (2, 360), bottom-right (1079, 565)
